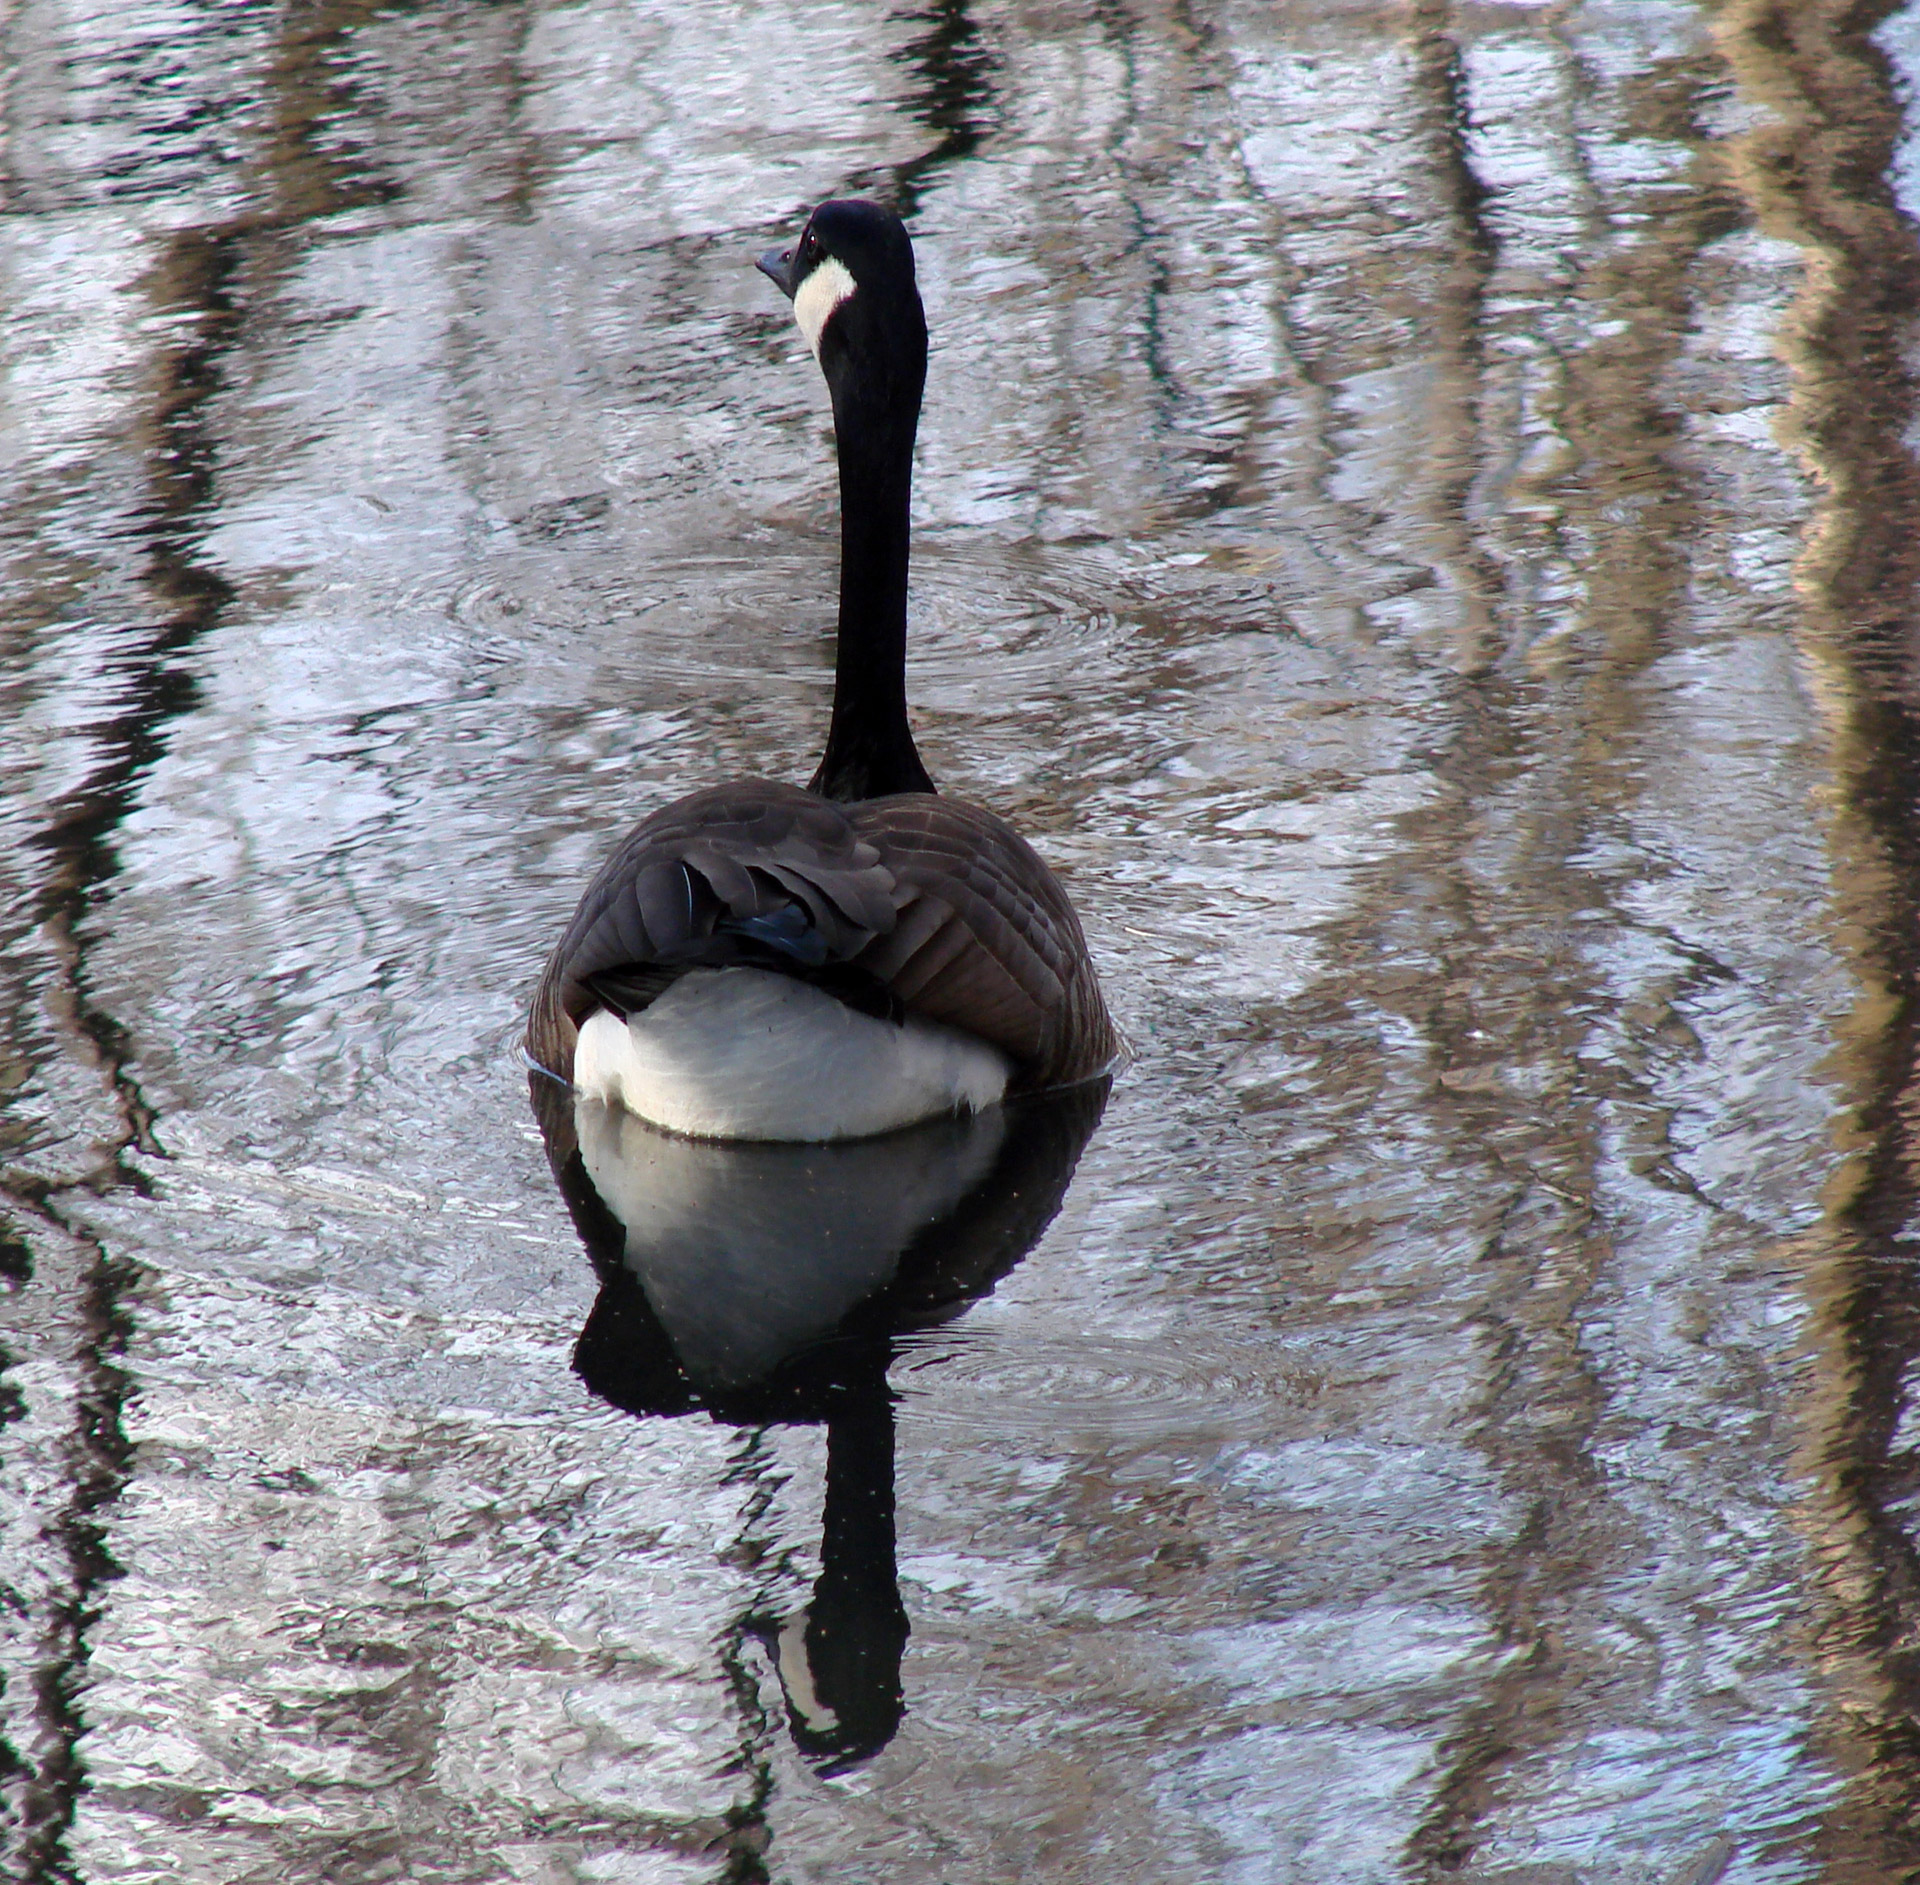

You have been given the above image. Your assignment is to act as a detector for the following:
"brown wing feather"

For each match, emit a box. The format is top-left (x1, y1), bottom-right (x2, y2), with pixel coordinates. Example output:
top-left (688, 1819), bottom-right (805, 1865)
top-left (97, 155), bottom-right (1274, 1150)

top-left (849, 795), bottom-right (1117, 1088)
top-left (527, 781), bottom-right (1116, 1093)
top-left (526, 781), bottom-right (895, 1074)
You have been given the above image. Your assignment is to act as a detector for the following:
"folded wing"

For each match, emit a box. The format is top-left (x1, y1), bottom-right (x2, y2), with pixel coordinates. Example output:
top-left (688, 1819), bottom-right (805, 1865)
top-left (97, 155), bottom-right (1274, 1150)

top-left (527, 780), bottom-right (1116, 1092)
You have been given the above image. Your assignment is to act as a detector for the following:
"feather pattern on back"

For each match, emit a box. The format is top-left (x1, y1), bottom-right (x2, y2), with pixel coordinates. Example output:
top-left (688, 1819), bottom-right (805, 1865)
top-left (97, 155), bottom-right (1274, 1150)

top-left (526, 779), bottom-right (1116, 1094)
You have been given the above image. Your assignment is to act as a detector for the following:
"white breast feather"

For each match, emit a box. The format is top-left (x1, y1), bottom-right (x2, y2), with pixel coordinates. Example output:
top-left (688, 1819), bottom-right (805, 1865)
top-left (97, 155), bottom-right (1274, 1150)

top-left (793, 257), bottom-right (856, 359)
top-left (572, 967), bottom-right (1011, 1141)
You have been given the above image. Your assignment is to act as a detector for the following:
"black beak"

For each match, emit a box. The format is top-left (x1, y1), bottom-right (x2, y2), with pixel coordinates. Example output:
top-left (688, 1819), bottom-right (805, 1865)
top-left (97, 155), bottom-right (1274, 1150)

top-left (757, 245), bottom-right (797, 299)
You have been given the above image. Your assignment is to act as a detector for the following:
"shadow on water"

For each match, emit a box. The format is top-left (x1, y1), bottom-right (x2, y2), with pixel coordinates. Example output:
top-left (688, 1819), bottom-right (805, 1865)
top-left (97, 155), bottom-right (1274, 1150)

top-left (529, 1077), bottom-right (1105, 1829)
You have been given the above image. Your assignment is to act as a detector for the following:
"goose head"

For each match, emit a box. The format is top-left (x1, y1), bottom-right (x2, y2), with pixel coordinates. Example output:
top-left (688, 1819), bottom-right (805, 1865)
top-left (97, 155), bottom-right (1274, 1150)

top-left (758, 200), bottom-right (927, 425)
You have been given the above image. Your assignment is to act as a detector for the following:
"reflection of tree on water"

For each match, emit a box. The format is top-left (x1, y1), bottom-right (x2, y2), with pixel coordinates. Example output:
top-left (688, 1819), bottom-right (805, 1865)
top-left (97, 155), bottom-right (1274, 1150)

top-left (529, 1077), bottom-right (1106, 1788)
top-left (834, 0), bottom-right (999, 217)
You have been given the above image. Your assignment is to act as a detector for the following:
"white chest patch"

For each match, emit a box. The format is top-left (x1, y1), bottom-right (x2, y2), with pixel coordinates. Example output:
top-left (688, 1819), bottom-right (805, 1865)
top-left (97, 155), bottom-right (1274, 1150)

top-left (793, 256), bottom-right (856, 359)
top-left (572, 967), bottom-right (1011, 1142)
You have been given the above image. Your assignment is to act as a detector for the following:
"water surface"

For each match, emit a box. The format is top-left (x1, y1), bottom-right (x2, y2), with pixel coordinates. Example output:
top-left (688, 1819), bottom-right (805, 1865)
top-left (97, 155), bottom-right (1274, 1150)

top-left (7, 0), bottom-right (1920, 1879)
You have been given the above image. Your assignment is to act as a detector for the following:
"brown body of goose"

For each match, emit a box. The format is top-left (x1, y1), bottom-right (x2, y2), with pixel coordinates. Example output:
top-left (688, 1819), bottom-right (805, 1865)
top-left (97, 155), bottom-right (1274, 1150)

top-left (526, 200), bottom-right (1115, 1141)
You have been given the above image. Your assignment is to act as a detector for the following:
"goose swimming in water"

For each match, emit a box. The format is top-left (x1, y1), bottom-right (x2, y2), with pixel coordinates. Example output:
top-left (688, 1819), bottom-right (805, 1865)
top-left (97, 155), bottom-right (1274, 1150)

top-left (526, 199), bottom-right (1115, 1141)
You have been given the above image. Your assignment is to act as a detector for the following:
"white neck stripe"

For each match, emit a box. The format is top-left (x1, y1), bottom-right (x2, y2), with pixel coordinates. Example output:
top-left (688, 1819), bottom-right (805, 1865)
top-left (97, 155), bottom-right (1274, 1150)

top-left (793, 257), bottom-right (856, 360)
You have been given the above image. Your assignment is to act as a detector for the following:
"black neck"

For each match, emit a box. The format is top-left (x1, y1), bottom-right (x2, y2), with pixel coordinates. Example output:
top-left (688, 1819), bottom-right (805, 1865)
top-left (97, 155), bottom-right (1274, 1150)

top-left (809, 346), bottom-right (935, 801)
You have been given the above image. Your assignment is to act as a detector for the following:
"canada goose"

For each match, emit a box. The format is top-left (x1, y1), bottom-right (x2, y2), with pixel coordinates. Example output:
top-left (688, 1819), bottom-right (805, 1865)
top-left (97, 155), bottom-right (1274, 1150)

top-left (525, 199), bottom-right (1115, 1141)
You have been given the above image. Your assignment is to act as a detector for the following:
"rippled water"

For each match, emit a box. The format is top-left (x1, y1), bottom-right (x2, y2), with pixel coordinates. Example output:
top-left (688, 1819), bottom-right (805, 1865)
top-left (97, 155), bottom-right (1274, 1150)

top-left (10, 0), bottom-right (1920, 1878)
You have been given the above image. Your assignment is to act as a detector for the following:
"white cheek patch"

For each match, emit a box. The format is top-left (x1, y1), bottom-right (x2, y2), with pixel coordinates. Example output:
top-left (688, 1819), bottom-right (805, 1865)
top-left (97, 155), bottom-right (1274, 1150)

top-left (793, 256), bottom-right (856, 359)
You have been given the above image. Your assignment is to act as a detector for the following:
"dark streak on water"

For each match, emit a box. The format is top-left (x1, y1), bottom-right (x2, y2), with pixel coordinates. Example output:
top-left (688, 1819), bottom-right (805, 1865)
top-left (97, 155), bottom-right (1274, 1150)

top-left (5, 187), bottom-right (240, 1885)
top-left (0, 2), bottom-right (435, 1873)
top-left (884, 0), bottom-right (1001, 217)
top-left (1404, 20), bottom-right (1745, 1870)
top-left (1723, 1), bottom-right (1920, 1870)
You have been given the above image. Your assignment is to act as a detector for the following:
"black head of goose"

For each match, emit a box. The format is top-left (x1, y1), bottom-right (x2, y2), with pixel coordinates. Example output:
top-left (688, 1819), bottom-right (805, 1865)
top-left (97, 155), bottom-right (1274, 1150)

top-left (525, 199), bottom-right (1116, 1142)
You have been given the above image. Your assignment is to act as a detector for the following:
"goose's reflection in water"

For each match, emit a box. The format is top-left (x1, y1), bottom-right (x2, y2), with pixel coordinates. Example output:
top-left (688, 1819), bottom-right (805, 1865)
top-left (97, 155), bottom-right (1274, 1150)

top-left (529, 1077), bottom-right (1107, 1769)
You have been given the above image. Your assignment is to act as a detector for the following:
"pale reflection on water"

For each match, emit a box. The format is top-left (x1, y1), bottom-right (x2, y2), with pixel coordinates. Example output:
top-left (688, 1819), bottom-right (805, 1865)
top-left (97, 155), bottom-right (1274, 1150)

top-left (533, 1077), bottom-right (1104, 1777)
top-left (5, 0), bottom-right (1920, 1879)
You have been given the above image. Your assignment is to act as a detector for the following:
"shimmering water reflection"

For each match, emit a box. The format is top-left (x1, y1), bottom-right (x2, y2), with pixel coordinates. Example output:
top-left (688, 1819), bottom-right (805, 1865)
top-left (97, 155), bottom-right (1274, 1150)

top-left (7, 0), bottom-right (1920, 1879)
